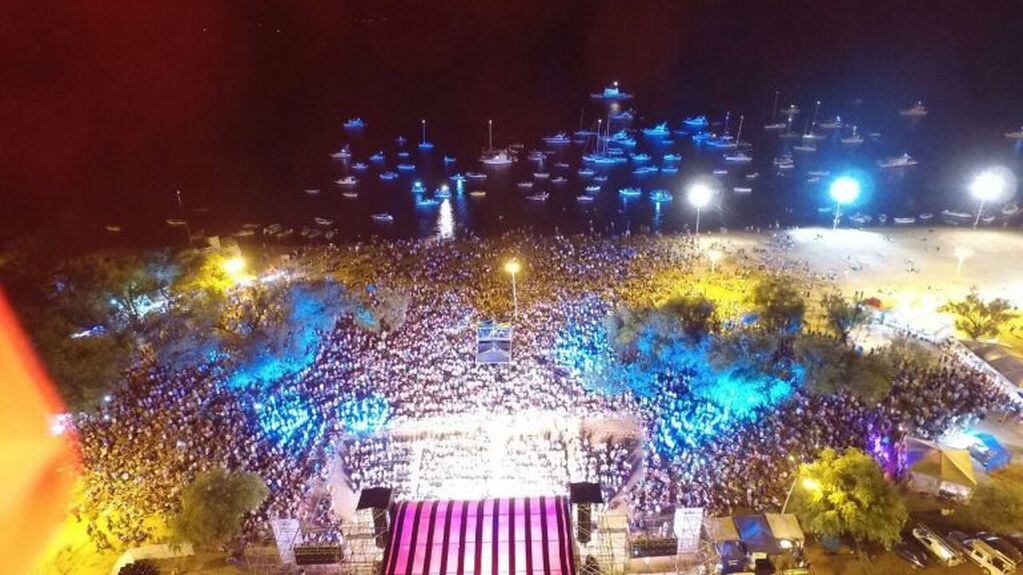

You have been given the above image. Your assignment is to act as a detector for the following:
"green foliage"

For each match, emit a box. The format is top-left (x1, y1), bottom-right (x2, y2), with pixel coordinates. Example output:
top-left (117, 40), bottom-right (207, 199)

top-left (752, 275), bottom-right (806, 332)
top-left (171, 468), bottom-right (268, 548)
top-left (940, 288), bottom-right (1017, 340)
top-left (882, 337), bottom-right (940, 372)
top-left (794, 334), bottom-right (894, 403)
top-left (709, 328), bottom-right (786, 378)
top-left (661, 295), bottom-right (718, 341)
top-left (821, 293), bottom-right (869, 342)
top-left (58, 252), bottom-right (170, 333)
top-left (792, 447), bottom-right (907, 550)
top-left (963, 478), bottom-right (1023, 533)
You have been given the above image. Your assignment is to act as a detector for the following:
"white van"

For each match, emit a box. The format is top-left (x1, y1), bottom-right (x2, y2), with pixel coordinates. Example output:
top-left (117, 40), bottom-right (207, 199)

top-left (961, 538), bottom-right (1017, 575)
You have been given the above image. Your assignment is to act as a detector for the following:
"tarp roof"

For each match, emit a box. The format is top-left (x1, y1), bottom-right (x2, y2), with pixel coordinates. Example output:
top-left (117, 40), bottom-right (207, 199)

top-left (703, 517), bottom-right (740, 543)
top-left (962, 340), bottom-right (1023, 387)
top-left (906, 438), bottom-right (977, 487)
top-left (764, 513), bottom-right (805, 542)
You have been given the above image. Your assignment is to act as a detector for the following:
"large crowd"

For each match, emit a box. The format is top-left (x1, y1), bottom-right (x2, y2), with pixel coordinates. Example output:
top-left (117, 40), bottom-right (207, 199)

top-left (71, 229), bottom-right (1011, 554)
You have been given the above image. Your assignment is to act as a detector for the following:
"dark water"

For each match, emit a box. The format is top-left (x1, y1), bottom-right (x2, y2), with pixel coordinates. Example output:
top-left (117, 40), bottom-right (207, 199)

top-left (6, 1), bottom-right (1023, 247)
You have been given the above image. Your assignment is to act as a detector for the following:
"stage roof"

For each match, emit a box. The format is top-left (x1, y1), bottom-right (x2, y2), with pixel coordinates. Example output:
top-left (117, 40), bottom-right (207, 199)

top-left (381, 497), bottom-right (576, 575)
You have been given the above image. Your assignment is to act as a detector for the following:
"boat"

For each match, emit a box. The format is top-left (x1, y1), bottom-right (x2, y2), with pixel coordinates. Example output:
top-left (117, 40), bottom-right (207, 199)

top-left (330, 146), bottom-right (352, 159)
top-left (792, 143), bottom-right (818, 153)
top-left (661, 166), bottom-right (679, 174)
top-left (396, 136), bottom-right (408, 147)
top-left (663, 153), bottom-right (682, 162)
top-left (554, 162), bottom-right (569, 169)
top-left (306, 229), bottom-right (322, 240)
top-left (434, 185), bottom-right (451, 199)
top-left (577, 168), bottom-right (595, 177)
top-left (443, 155), bottom-right (456, 164)
top-left (526, 192), bottom-right (550, 202)
top-left (576, 194), bottom-right (595, 203)
top-left (818, 116), bottom-right (843, 130)
top-left (878, 214), bottom-right (888, 224)
top-left (807, 170), bottom-right (830, 177)
top-left (1005, 127), bottom-right (1023, 139)
top-left (527, 150), bottom-right (546, 161)
top-left (590, 81), bottom-right (633, 100)
top-left (764, 91), bottom-right (787, 130)
top-left (517, 181), bottom-right (534, 189)
top-left (773, 154), bottom-right (794, 166)
top-left (806, 177), bottom-right (821, 183)
top-left (352, 162), bottom-right (369, 171)
top-left (840, 126), bottom-right (864, 145)
top-left (336, 176), bottom-right (358, 186)
top-left (610, 109), bottom-right (635, 121)
top-left (449, 173), bottom-right (466, 183)
top-left (466, 172), bottom-right (487, 180)
top-left (691, 130), bottom-right (713, 142)
top-left (325, 230), bottom-right (336, 240)
top-left (724, 151), bottom-right (753, 163)
top-left (650, 189), bottom-right (672, 203)
top-left (777, 162), bottom-right (795, 170)
top-left (276, 228), bottom-right (294, 239)
top-left (849, 214), bottom-right (871, 225)
top-left (166, 218), bottom-right (187, 226)
top-left (415, 196), bottom-right (439, 207)
top-left (342, 191), bottom-right (358, 199)
top-left (378, 171), bottom-right (399, 180)
top-left (1002, 204), bottom-right (1020, 216)
top-left (982, 215), bottom-right (997, 224)
top-left (105, 224), bottom-right (122, 232)
top-left (234, 229), bottom-right (255, 237)
top-left (396, 163), bottom-right (416, 171)
top-left (585, 185), bottom-right (601, 193)
top-left (469, 190), bottom-right (487, 198)
top-left (683, 115), bottom-right (709, 130)
top-left (551, 176), bottom-right (567, 184)
top-left (542, 132), bottom-right (571, 145)
top-left (605, 130), bottom-right (636, 147)
top-left (418, 120), bottom-right (434, 150)
top-left (780, 104), bottom-right (800, 118)
top-left (919, 212), bottom-right (934, 221)
top-left (941, 210), bottom-right (973, 223)
top-left (264, 223), bottom-right (282, 235)
top-left (641, 122), bottom-right (670, 137)
top-left (369, 151), bottom-right (385, 161)
top-left (314, 217), bottom-right (334, 227)
top-left (533, 172), bottom-right (550, 179)
top-left (733, 186), bottom-right (753, 194)
top-left (594, 175), bottom-right (608, 182)
top-left (304, 188), bottom-right (320, 195)
top-left (894, 217), bottom-right (916, 225)
top-left (411, 181), bottom-right (427, 193)
top-left (632, 166), bottom-right (657, 175)
top-left (480, 149), bottom-right (515, 165)
top-left (372, 213), bottom-right (394, 223)
top-left (397, 151), bottom-right (411, 158)
top-left (746, 172), bottom-right (759, 180)
top-left (630, 153), bottom-right (651, 162)
top-left (618, 187), bottom-right (642, 198)
top-left (899, 101), bottom-right (928, 117)
top-left (877, 153), bottom-right (918, 168)
top-left (343, 118), bottom-right (365, 129)
top-left (241, 223), bottom-right (260, 230)
top-left (712, 169), bottom-right (728, 175)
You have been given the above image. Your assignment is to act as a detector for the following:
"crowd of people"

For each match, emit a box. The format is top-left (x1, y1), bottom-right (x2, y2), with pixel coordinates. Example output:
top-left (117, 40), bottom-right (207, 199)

top-left (71, 228), bottom-right (1012, 555)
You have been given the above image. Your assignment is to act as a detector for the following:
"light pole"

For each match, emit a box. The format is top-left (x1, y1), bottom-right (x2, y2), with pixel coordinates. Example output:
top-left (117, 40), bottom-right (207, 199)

top-left (504, 259), bottom-right (521, 318)
top-left (781, 475), bottom-right (821, 514)
top-left (687, 183), bottom-right (714, 235)
top-left (829, 176), bottom-right (861, 229)
top-left (970, 169), bottom-right (1008, 229)
top-left (954, 246), bottom-right (973, 277)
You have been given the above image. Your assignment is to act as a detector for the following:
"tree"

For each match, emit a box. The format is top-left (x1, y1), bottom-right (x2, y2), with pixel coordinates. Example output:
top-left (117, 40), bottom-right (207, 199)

top-left (118, 560), bottom-right (159, 575)
top-left (752, 275), bottom-right (806, 333)
top-left (883, 337), bottom-right (940, 372)
top-left (171, 469), bottom-right (268, 548)
top-left (662, 295), bottom-right (718, 341)
top-left (709, 328), bottom-right (786, 379)
top-left (821, 293), bottom-right (869, 343)
top-left (940, 289), bottom-right (1017, 340)
top-left (58, 252), bottom-right (170, 334)
top-left (794, 334), bottom-right (894, 403)
top-left (963, 478), bottom-right (1023, 533)
top-left (791, 447), bottom-right (907, 550)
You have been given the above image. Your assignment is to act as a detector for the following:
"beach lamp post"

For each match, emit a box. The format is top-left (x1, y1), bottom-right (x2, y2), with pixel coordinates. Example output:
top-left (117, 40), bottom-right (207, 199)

top-left (221, 255), bottom-right (248, 285)
top-left (781, 475), bottom-right (822, 514)
top-left (829, 176), bottom-right (861, 229)
top-left (953, 246), bottom-right (973, 277)
top-left (970, 169), bottom-right (1008, 229)
top-left (687, 182), bottom-right (714, 234)
top-left (707, 248), bottom-right (723, 273)
top-left (503, 259), bottom-right (521, 318)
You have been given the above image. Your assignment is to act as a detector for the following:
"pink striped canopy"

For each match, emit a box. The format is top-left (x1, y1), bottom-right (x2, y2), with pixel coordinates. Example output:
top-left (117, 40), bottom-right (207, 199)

top-left (381, 497), bottom-right (576, 575)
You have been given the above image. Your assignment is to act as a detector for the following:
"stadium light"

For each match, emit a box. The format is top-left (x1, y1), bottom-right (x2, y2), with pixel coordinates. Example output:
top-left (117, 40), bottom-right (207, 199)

top-left (970, 168), bottom-right (1011, 228)
top-left (504, 259), bottom-right (521, 318)
top-left (829, 176), bottom-right (861, 229)
top-left (687, 182), bottom-right (714, 234)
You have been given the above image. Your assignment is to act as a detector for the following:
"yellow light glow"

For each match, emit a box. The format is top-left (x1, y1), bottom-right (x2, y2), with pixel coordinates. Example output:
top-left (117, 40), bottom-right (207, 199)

top-left (503, 259), bottom-right (521, 275)
top-left (707, 249), bottom-right (723, 263)
top-left (222, 256), bottom-right (246, 276)
top-left (801, 477), bottom-right (822, 491)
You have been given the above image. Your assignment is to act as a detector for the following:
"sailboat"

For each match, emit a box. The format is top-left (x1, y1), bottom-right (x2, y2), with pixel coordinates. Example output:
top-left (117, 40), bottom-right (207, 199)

top-left (840, 126), bottom-right (864, 145)
top-left (418, 120), bottom-right (434, 150)
top-left (723, 115), bottom-right (752, 162)
top-left (764, 91), bottom-right (787, 130)
top-left (899, 101), bottom-right (928, 117)
top-left (480, 119), bottom-right (514, 165)
top-left (802, 100), bottom-right (825, 141)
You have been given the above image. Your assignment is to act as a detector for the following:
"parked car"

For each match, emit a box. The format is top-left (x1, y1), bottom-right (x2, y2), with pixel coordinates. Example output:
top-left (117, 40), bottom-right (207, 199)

top-left (912, 524), bottom-right (962, 566)
top-left (893, 536), bottom-right (931, 569)
top-left (977, 532), bottom-right (1023, 564)
top-left (957, 536), bottom-right (1017, 575)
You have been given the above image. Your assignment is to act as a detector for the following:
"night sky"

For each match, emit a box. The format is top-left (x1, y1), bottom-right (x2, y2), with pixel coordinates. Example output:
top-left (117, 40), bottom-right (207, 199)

top-left (2, 1), bottom-right (1021, 235)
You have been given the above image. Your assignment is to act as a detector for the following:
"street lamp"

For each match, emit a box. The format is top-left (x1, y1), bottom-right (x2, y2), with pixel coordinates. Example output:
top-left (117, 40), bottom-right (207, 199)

top-left (503, 259), bottom-right (521, 318)
top-left (954, 246), bottom-right (973, 277)
top-left (687, 182), bottom-right (714, 234)
top-left (221, 256), bottom-right (248, 284)
top-left (707, 248), bottom-right (723, 273)
top-left (829, 176), bottom-right (861, 229)
top-left (970, 169), bottom-right (1009, 228)
top-left (781, 474), bottom-right (822, 514)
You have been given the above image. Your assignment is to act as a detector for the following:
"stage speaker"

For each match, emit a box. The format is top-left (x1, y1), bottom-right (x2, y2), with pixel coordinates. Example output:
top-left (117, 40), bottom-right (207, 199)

top-left (577, 503), bottom-right (592, 544)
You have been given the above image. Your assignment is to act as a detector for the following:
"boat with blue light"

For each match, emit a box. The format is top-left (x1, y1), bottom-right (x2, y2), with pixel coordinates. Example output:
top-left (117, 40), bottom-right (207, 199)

top-left (397, 163), bottom-right (416, 171)
top-left (517, 181), bottom-right (534, 189)
top-left (533, 172), bottom-right (550, 179)
top-left (449, 173), bottom-right (466, 183)
top-left (330, 146), bottom-right (352, 159)
top-left (369, 151), bottom-right (385, 161)
top-left (618, 187), bottom-right (642, 198)
top-left (585, 185), bottom-right (601, 193)
top-left (353, 162), bottom-right (369, 171)
top-left (443, 155), bottom-right (456, 164)
top-left (650, 190), bottom-right (672, 203)
top-left (590, 81), bottom-right (633, 100)
top-left (480, 149), bottom-right (515, 165)
top-left (551, 176), bottom-right (567, 185)
top-left (371, 213), bottom-right (393, 223)
top-left (641, 122), bottom-right (670, 137)
top-left (335, 176), bottom-right (358, 186)
top-left (630, 153), bottom-right (651, 162)
top-left (435, 185), bottom-right (451, 199)
top-left (378, 171), bottom-right (399, 180)
top-left (610, 109), bottom-right (635, 122)
top-left (543, 132), bottom-right (571, 145)
top-left (411, 181), bottom-right (427, 194)
top-left (577, 168), bottom-right (595, 177)
top-left (466, 172), bottom-right (487, 180)
top-left (663, 153), bottom-right (682, 162)
top-left (683, 116), bottom-right (709, 129)
top-left (344, 118), bottom-right (366, 129)
top-left (576, 194), bottom-right (595, 203)
top-left (396, 135), bottom-right (407, 147)
top-left (661, 165), bottom-right (679, 174)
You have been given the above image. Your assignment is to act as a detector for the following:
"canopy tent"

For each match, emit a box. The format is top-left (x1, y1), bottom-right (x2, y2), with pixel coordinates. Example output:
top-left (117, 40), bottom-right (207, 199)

top-left (971, 432), bottom-right (1012, 471)
top-left (381, 497), bottom-right (576, 575)
top-left (729, 514), bottom-right (804, 555)
top-left (905, 438), bottom-right (977, 499)
top-left (702, 517), bottom-right (740, 543)
top-left (961, 340), bottom-right (1023, 388)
